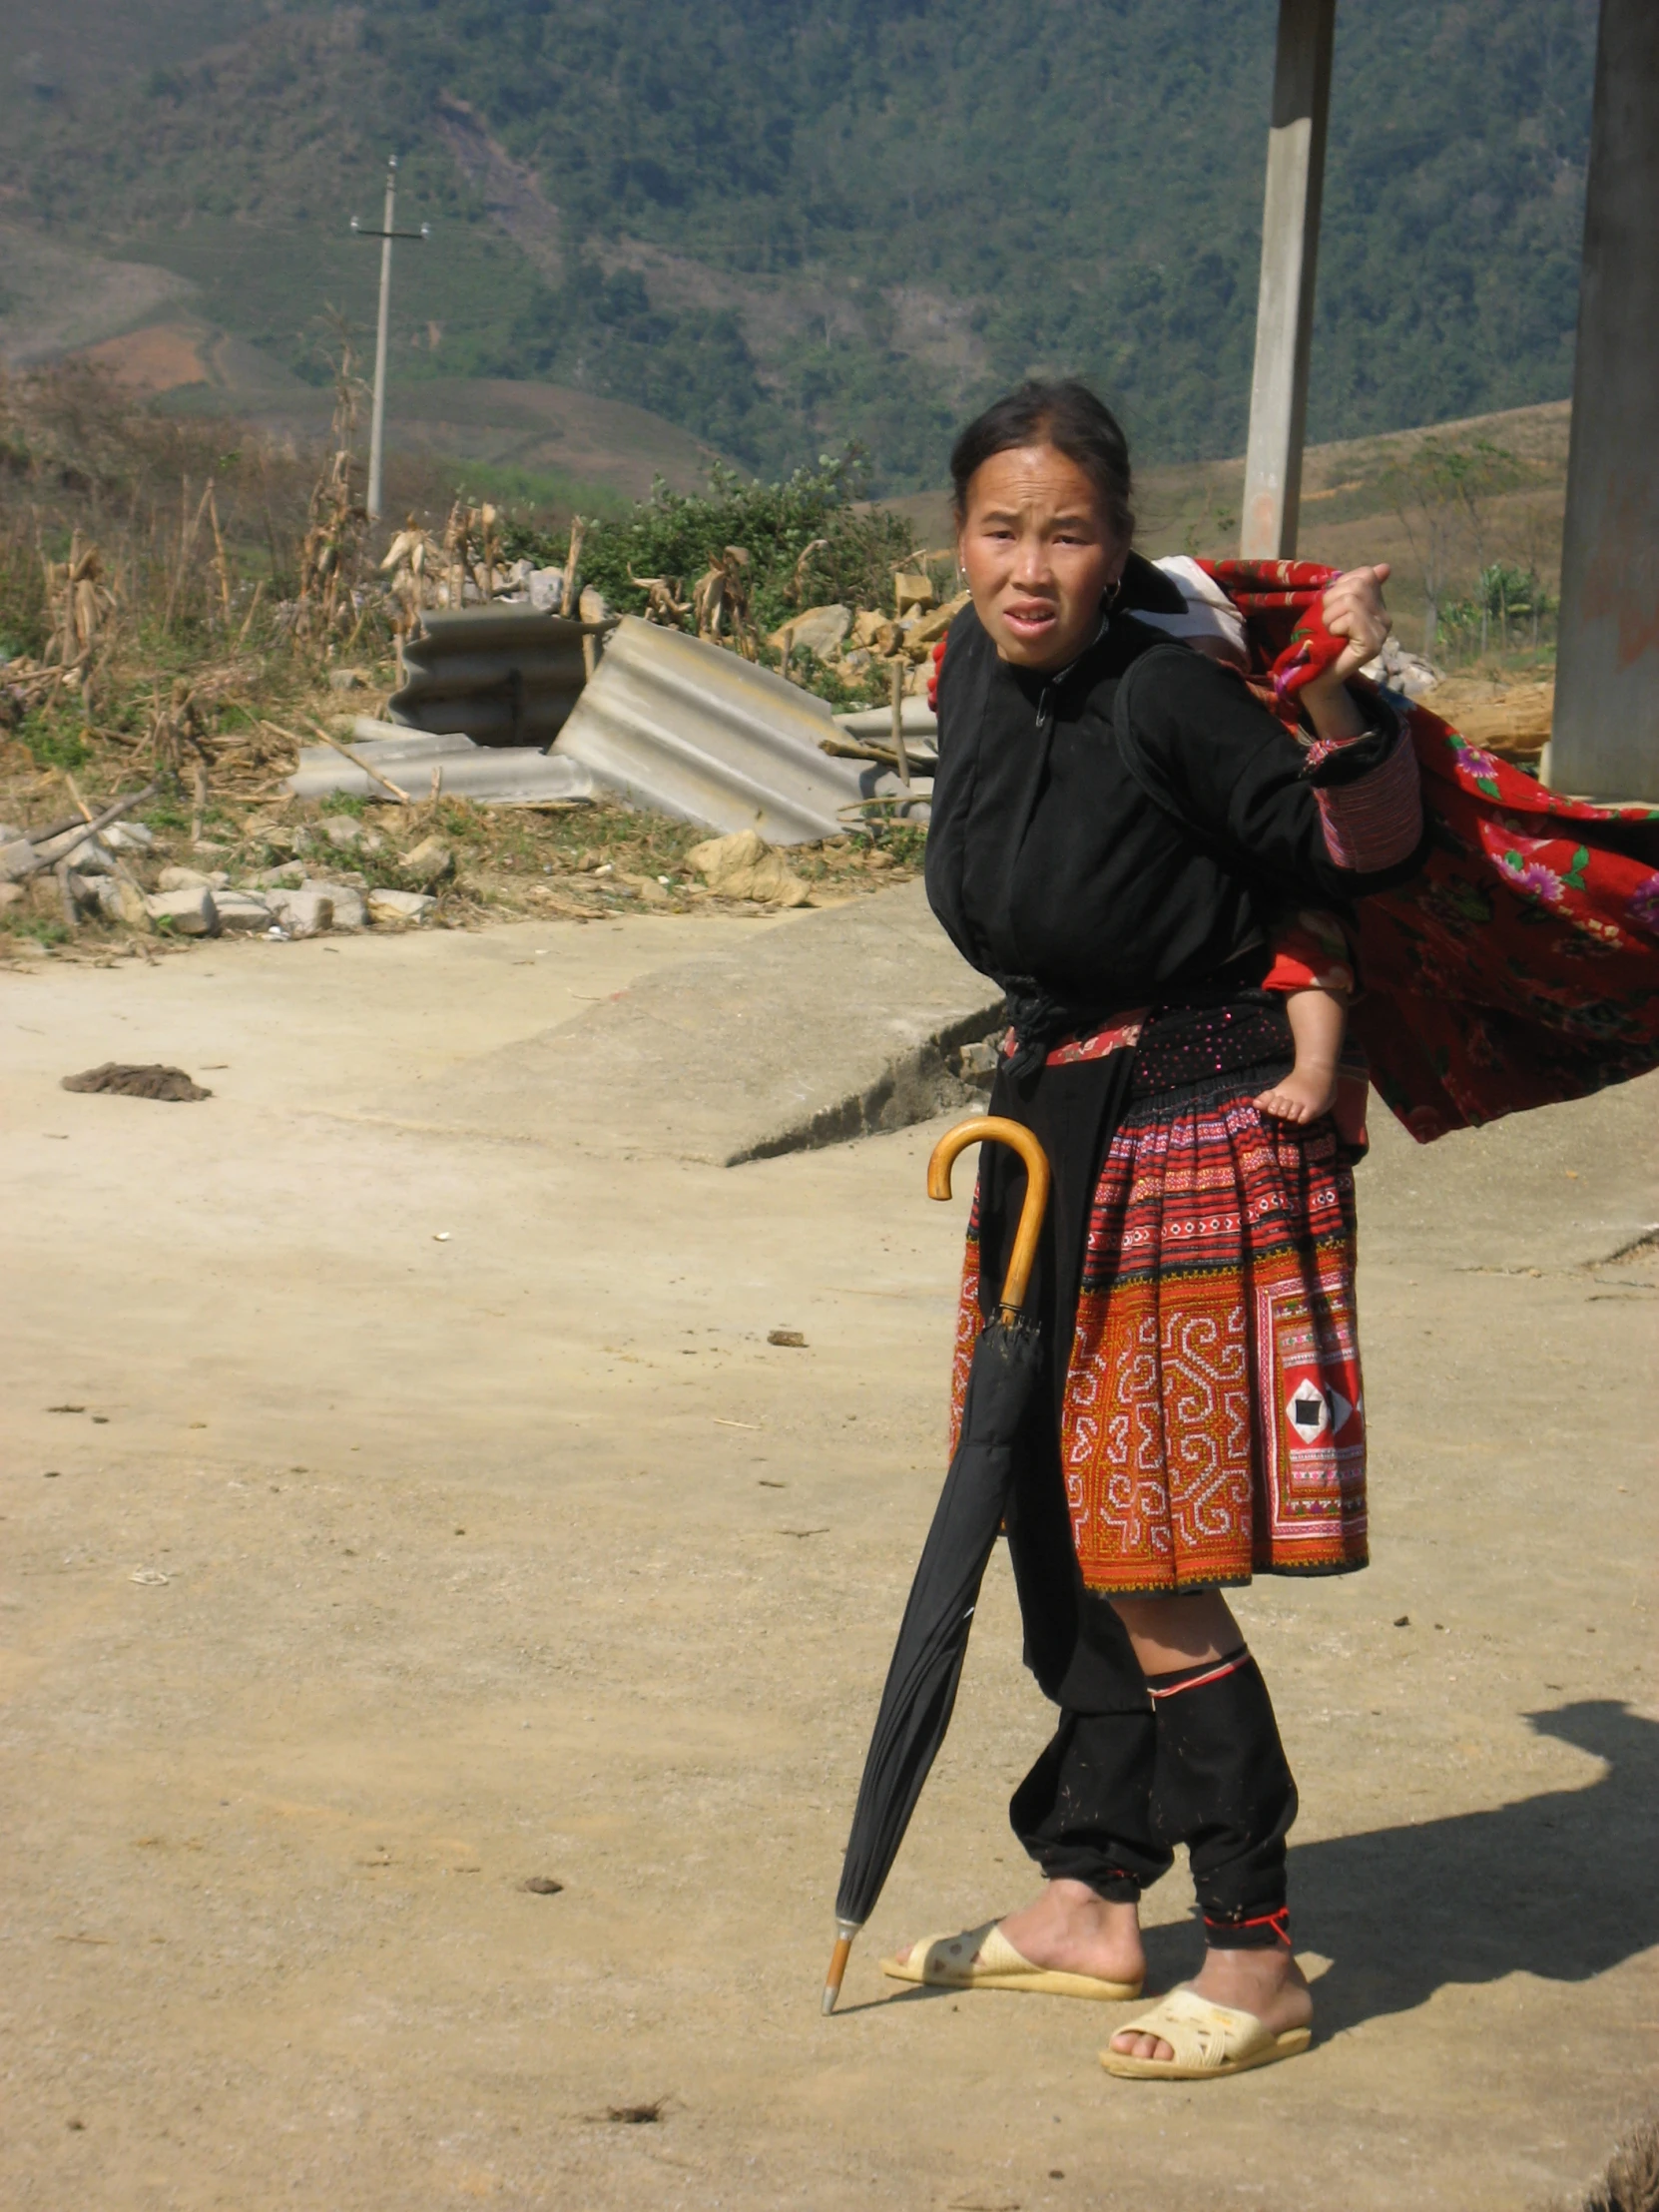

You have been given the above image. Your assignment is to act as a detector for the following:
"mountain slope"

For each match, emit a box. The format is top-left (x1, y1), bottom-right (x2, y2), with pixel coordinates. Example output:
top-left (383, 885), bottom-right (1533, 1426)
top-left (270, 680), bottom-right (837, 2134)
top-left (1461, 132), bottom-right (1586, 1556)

top-left (0, 0), bottom-right (1597, 489)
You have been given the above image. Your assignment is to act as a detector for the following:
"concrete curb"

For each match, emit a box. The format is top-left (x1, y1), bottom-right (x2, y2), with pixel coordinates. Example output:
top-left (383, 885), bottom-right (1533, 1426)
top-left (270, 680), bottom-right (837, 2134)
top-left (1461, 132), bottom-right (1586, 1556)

top-left (378, 880), bottom-right (1002, 1165)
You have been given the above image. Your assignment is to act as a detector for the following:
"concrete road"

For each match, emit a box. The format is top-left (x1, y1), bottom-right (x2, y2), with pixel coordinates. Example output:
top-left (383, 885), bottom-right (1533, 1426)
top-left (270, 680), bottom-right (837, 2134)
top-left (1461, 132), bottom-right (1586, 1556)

top-left (1, 916), bottom-right (1655, 2211)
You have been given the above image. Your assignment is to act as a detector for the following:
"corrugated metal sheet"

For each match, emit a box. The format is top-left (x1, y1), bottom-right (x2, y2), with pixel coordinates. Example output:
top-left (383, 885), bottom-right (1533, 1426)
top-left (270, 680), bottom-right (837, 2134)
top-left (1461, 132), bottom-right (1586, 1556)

top-left (388, 607), bottom-right (606, 748)
top-left (833, 701), bottom-right (938, 740)
top-left (552, 616), bottom-right (880, 844)
top-left (287, 723), bottom-right (596, 808)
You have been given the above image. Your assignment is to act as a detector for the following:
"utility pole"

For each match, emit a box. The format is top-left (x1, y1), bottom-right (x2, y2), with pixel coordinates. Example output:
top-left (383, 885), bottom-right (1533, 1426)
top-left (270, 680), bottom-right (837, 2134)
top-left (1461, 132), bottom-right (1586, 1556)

top-left (1550, 0), bottom-right (1659, 800)
top-left (1239, 0), bottom-right (1337, 558)
top-left (350, 156), bottom-right (429, 524)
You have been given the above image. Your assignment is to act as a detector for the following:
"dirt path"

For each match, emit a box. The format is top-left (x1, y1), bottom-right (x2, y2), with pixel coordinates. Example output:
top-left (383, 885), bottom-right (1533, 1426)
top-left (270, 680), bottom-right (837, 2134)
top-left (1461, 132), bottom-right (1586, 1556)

top-left (2, 919), bottom-right (1655, 2210)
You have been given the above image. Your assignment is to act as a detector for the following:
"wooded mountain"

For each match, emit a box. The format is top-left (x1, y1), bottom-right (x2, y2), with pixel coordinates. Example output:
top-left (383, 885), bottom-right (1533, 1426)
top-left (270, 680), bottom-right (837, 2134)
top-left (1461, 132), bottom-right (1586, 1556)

top-left (1, 0), bottom-right (1597, 491)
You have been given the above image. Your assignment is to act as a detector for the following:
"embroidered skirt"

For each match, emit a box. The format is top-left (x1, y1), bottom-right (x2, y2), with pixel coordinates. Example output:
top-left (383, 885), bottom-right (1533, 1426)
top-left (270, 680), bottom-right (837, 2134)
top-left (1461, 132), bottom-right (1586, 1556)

top-left (954, 1028), bottom-right (1369, 1601)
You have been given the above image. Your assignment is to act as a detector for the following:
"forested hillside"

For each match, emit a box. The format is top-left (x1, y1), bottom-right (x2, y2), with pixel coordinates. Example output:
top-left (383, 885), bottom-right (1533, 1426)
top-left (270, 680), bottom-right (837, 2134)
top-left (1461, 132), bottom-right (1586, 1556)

top-left (0, 0), bottom-right (1597, 490)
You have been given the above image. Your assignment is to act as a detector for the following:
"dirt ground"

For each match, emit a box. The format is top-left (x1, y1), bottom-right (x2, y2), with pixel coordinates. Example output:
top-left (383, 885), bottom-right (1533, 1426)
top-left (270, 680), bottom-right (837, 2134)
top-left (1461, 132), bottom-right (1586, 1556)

top-left (2, 914), bottom-right (1655, 2212)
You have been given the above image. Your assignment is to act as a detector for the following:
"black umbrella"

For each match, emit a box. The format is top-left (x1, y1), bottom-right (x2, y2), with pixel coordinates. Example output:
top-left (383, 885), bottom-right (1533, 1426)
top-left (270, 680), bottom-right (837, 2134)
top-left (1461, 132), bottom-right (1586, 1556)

top-left (821, 1115), bottom-right (1052, 2013)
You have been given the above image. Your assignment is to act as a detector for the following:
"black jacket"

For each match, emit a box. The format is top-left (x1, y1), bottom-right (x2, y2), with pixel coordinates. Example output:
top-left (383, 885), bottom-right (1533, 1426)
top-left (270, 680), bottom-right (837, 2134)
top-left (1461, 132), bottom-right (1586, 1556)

top-left (924, 601), bottom-right (1408, 1031)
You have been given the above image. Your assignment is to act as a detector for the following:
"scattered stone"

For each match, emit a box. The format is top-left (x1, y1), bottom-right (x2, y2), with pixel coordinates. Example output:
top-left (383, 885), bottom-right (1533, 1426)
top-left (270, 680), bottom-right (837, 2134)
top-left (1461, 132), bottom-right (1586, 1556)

top-left (104, 821), bottom-right (154, 852)
top-left (213, 891), bottom-right (276, 934)
top-left (191, 840), bottom-right (229, 859)
top-left (618, 870), bottom-right (672, 905)
top-left (769, 603), bottom-right (851, 660)
top-left (525, 565), bottom-right (565, 612)
top-left (266, 886), bottom-right (334, 938)
top-left (255, 861), bottom-right (307, 889)
top-left (768, 1329), bottom-right (808, 1349)
top-left (0, 836), bottom-right (40, 882)
top-left (605, 2103), bottom-right (663, 2126)
top-left (367, 886), bottom-right (436, 925)
top-left (145, 886), bottom-right (219, 936)
top-left (520, 1876), bottom-right (564, 1895)
top-left (306, 881), bottom-right (366, 930)
top-left (158, 865), bottom-right (227, 892)
top-left (63, 833), bottom-right (116, 874)
top-left (906, 590), bottom-right (971, 647)
top-left (326, 666), bottom-right (371, 691)
top-left (0, 880), bottom-right (23, 909)
top-left (62, 1062), bottom-right (212, 1102)
top-left (397, 835), bottom-right (454, 887)
top-left (324, 817), bottom-right (365, 850)
top-left (87, 877), bottom-right (150, 928)
top-left (686, 830), bottom-right (812, 908)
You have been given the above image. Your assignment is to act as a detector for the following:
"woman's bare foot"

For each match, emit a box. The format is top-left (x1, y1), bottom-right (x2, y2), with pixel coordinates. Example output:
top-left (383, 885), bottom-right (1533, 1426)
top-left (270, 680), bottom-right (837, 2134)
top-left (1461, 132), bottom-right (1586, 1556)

top-left (1254, 1065), bottom-right (1337, 1124)
top-left (892, 1879), bottom-right (1145, 1985)
top-left (1108, 1945), bottom-right (1313, 2063)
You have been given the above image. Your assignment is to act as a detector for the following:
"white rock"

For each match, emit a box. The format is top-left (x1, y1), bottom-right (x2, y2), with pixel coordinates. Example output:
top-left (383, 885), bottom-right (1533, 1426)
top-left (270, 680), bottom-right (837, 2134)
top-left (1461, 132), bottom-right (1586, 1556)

top-left (214, 891), bottom-right (276, 934)
top-left (770, 603), bottom-right (851, 660)
top-left (158, 864), bottom-right (229, 891)
top-left (686, 830), bottom-right (812, 908)
top-left (0, 836), bottom-right (41, 882)
top-left (367, 886), bottom-right (436, 924)
top-left (88, 876), bottom-right (150, 927)
top-left (63, 833), bottom-right (116, 873)
top-left (105, 821), bottom-right (155, 851)
top-left (398, 835), bottom-right (453, 886)
top-left (255, 860), bottom-right (307, 888)
top-left (304, 880), bottom-right (365, 930)
top-left (527, 566), bottom-right (565, 613)
top-left (324, 817), bottom-right (364, 849)
top-left (266, 886), bottom-right (334, 938)
top-left (145, 886), bottom-right (219, 936)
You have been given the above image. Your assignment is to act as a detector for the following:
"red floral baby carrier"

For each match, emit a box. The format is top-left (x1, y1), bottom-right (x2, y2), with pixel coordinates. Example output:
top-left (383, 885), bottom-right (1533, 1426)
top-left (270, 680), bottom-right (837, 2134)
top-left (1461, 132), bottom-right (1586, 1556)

top-left (1207, 560), bottom-right (1659, 1141)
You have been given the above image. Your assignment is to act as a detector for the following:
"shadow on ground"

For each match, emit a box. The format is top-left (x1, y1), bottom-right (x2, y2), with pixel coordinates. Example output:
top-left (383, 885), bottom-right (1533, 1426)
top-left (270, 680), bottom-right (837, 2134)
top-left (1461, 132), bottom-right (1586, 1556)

top-left (1233, 1702), bottom-right (1657, 2034)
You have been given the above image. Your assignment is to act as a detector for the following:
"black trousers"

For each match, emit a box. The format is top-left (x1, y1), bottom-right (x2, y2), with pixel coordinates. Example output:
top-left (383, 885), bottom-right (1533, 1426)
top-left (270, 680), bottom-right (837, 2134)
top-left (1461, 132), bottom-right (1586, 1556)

top-left (1008, 1657), bottom-right (1300, 1940)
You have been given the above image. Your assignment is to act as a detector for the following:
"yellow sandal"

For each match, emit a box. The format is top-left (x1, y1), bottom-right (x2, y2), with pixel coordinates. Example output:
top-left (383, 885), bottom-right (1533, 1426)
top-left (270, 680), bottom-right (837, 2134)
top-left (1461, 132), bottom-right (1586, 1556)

top-left (882, 1921), bottom-right (1143, 2001)
top-left (1100, 1987), bottom-right (1312, 2078)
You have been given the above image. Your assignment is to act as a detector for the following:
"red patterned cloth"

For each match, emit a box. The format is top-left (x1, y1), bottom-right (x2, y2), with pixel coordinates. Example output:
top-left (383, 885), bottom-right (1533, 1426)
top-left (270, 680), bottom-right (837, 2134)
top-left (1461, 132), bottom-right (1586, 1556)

top-left (1203, 560), bottom-right (1659, 1142)
top-left (951, 1071), bottom-right (1368, 1594)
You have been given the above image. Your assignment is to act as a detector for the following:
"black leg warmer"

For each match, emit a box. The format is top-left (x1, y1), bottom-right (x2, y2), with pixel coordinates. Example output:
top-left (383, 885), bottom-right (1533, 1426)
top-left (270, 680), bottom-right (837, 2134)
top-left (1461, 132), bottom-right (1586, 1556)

top-left (1148, 1650), bottom-right (1299, 1948)
top-left (1009, 1708), bottom-right (1174, 1902)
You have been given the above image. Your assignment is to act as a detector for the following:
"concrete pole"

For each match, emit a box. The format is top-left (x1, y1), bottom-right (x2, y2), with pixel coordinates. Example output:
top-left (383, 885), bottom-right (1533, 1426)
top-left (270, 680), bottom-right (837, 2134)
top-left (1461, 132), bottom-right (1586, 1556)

top-left (366, 157), bottom-right (396, 525)
top-left (1549, 0), bottom-right (1659, 801)
top-left (1239, 0), bottom-right (1337, 560)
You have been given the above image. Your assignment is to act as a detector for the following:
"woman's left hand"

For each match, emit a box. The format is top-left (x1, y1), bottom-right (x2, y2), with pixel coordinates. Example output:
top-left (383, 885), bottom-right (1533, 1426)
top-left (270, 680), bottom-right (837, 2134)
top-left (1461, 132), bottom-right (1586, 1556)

top-left (1311, 564), bottom-right (1392, 689)
top-left (1299, 564), bottom-right (1392, 741)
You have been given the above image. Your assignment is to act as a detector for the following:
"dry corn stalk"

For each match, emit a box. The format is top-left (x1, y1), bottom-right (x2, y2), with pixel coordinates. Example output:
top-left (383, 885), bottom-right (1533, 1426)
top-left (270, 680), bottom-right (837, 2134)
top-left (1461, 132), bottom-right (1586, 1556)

top-left (627, 566), bottom-right (691, 628)
top-left (295, 341), bottom-right (367, 639)
top-left (692, 545), bottom-right (756, 658)
top-left (42, 533), bottom-right (117, 671)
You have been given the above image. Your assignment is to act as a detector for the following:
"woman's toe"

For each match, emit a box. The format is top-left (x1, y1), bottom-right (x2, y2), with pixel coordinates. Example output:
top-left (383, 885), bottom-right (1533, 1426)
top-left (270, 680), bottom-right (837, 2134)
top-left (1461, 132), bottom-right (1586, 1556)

top-left (1111, 2031), bottom-right (1173, 2061)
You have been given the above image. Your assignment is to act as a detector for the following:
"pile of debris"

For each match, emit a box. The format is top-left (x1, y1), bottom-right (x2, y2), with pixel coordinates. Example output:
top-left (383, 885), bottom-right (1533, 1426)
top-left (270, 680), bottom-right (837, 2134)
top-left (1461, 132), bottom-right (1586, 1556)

top-left (0, 785), bottom-right (444, 940)
top-left (768, 564), bottom-right (966, 703)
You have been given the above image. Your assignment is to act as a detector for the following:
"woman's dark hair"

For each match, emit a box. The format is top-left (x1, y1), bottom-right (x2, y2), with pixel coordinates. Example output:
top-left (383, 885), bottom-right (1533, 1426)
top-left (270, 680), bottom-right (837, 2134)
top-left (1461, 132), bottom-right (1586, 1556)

top-left (949, 378), bottom-right (1134, 544)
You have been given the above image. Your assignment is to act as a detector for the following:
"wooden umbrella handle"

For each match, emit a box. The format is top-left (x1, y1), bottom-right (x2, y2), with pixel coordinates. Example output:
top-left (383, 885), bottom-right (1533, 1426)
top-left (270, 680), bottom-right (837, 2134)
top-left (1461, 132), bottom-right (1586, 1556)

top-left (927, 1115), bottom-right (1052, 1320)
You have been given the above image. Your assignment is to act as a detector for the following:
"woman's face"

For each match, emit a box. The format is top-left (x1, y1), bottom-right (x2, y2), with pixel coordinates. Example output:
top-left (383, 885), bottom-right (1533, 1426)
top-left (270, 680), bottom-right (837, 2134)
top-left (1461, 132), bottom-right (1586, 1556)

top-left (956, 443), bottom-right (1125, 672)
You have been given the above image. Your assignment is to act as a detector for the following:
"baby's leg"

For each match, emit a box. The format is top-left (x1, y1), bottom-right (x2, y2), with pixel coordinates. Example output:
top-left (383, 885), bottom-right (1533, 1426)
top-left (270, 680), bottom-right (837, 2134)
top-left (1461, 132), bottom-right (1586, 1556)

top-left (1255, 987), bottom-right (1347, 1124)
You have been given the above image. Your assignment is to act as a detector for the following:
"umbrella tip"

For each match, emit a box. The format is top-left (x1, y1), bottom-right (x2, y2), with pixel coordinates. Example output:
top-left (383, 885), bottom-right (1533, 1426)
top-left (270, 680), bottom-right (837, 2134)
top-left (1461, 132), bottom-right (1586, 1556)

top-left (822, 1929), bottom-right (855, 2015)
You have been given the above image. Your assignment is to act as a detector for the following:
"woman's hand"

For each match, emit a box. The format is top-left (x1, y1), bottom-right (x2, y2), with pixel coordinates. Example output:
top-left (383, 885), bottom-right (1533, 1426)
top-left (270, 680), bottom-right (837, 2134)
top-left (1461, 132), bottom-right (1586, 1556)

top-left (1301, 563), bottom-right (1393, 742)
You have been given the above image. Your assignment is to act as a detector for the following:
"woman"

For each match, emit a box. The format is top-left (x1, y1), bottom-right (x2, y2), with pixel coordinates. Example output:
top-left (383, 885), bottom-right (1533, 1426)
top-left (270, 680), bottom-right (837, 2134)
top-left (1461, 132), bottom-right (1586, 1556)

top-left (883, 380), bottom-right (1422, 2079)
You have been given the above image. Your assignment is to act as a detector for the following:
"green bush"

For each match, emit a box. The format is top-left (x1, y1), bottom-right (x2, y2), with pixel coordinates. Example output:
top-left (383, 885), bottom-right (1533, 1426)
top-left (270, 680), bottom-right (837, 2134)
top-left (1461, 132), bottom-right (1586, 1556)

top-left (505, 452), bottom-right (914, 645)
